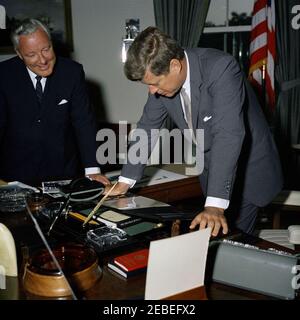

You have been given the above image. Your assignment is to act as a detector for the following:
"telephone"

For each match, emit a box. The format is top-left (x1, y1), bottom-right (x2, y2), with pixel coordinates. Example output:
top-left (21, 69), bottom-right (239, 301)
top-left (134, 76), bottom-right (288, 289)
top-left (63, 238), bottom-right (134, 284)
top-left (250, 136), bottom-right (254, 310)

top-left (59, 177), bottom-right (105, 202)
top-left (207, 239), bottom-right (298, 299)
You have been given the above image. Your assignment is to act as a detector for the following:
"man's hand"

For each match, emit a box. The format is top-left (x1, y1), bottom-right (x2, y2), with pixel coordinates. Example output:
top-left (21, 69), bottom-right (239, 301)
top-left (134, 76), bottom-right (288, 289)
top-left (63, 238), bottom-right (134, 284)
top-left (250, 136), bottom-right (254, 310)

top-left (86, 174), bottom-right (110, 186)
top-left (103, 181), bottom-right (130, 196)
top-left (189, 206), bottom-right (228, 237)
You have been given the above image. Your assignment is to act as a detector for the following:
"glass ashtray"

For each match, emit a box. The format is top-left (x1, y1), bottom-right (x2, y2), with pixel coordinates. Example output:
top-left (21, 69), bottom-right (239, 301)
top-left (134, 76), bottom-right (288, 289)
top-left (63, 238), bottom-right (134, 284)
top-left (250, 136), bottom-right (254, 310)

top-left (86, 226), bottom-right (127, 251)
top-left (0, 186), bottom-right (34, 213)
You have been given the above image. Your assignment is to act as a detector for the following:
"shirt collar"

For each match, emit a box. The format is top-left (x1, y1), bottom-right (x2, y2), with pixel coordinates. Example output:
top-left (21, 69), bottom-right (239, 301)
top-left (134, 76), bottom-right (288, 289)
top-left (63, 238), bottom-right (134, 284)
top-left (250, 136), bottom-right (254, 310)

top-left (26, 67), bottom-right (46, 89)
top-left (182, 51), bottom-right (190, 96)
top-left (27, 67), bottom-right (42, 82)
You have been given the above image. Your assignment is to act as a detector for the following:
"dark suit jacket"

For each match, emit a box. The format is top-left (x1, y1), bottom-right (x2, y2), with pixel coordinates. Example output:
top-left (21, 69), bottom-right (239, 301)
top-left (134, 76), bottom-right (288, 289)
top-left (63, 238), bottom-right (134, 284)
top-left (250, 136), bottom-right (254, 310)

top-left (0, 56), bottom-right (98, 185)
top-left (121, 48), bottom-right (283, 207)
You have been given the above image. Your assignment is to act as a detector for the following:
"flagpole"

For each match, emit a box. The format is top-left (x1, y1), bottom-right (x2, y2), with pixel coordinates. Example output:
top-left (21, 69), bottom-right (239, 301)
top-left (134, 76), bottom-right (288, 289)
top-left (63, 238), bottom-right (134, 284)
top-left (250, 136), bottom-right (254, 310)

top-left (248, 0), bottom-right (276, 123)
top-left (262, 62), bottom-right (266, 111)
top-left (262, 60), bottom-right (272, 123)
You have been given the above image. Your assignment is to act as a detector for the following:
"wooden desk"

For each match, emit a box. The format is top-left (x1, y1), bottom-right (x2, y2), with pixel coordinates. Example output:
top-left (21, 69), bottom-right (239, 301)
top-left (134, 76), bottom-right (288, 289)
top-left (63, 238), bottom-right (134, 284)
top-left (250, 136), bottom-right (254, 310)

top-left (0, 209), bottom-right (297, 301)
top-left (0, 173), bottom-right (297, 301)
top-left (136, 176), bottom-right (202, 203)
top-left (122, 164), bottom-right (202, 203)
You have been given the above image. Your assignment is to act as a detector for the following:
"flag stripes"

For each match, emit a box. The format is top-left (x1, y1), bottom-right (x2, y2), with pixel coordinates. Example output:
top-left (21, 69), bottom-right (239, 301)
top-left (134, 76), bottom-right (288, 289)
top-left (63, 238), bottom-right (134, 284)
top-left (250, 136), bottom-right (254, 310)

top-left (249, 0), bottom-right (276, 111)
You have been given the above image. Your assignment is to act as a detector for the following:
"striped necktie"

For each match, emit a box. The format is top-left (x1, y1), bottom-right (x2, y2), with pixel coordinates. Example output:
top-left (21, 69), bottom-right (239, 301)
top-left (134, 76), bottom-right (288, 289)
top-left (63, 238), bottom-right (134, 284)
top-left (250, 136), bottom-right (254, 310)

top-left (181, 87), bottom-right (193, 130)
top-left (181, 87), bottom-right (197, 144)
top-left (35, 75), bottom-right (43, 103)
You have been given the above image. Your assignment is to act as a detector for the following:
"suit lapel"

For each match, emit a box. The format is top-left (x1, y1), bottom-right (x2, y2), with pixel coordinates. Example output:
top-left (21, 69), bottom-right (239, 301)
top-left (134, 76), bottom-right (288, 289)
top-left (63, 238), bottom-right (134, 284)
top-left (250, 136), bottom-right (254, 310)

top-left (42, 74), bottom-right (52, 108)
top-left (186, 49), bottom-right (204, 131)
top-left (40, 61), bottom-right (58, 111)
top-left (17, 59), bottom-right (41, 111)
top-left (162, 94), bottom-right (188, 130)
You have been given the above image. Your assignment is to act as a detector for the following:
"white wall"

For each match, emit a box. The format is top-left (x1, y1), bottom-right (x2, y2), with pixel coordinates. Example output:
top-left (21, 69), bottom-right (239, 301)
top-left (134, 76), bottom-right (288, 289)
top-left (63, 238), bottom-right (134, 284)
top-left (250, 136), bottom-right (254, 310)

top-left (71, 0), bottom-right (155, 123)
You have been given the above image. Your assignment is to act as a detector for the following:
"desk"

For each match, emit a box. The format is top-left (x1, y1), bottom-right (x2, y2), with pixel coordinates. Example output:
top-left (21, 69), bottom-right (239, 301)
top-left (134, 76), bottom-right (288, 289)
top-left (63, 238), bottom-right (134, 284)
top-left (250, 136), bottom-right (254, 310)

top-left (136, 176), bottom-right (202, 203)
top-left (0, 170), bottom-right (297, 301)
top-left (108, 164), bottom-right (202, 203)
top-left (0, 208), bottom-right (298, 301)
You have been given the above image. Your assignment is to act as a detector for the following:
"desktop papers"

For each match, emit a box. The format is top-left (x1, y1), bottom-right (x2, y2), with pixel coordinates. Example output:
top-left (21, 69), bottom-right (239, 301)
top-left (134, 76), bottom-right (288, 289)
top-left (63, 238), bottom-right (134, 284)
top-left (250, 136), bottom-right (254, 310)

top-left (106, 166), bottom-right (188, 188)
top-left (104, 195), bottom-right (169, 210)
top-left (145, 228), bottom-right (211, 300)
top-left (6, 181), bottom-right (39, 193)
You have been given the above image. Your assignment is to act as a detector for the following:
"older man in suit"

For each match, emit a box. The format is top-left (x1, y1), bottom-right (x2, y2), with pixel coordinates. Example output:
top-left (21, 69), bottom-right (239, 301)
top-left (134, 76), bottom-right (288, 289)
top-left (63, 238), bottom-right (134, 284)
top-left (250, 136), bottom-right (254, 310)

top-left (107, 26), bottom-right (283, 236)
top-left (0, 19), bottom-right (109, 186)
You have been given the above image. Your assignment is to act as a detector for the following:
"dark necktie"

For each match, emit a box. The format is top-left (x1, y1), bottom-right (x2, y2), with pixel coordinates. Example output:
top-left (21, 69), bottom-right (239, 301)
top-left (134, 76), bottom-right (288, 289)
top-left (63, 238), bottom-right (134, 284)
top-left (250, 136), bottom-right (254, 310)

top-left (35, 75), bottom-right (43, 103)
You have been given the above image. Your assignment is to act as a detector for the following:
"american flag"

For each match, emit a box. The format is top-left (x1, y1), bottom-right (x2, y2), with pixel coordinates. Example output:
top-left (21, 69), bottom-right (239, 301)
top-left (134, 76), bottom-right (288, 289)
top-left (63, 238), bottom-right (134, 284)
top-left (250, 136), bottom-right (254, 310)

top-left (248, 0), bottom-right (276, 111)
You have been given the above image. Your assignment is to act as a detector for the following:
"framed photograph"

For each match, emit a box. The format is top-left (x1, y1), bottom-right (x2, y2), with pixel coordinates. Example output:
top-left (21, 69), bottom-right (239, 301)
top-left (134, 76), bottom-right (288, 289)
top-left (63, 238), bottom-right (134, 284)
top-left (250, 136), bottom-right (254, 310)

top-left (0, 0), bottom-right (73, 54)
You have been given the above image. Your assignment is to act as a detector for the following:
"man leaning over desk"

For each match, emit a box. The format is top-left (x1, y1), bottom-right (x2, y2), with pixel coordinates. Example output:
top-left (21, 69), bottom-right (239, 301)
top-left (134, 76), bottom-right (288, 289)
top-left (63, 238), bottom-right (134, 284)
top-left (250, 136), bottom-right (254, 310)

top-left (105, 26), bottom-right (283, 237)
top-left (0, 19), bottom-right (109, 187)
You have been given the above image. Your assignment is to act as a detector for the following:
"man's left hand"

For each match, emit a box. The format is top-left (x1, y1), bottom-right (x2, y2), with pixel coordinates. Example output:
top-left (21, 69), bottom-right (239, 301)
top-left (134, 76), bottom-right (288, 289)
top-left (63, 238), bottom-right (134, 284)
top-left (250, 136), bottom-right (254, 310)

top-left (86, 174), bottom-right (110, 186)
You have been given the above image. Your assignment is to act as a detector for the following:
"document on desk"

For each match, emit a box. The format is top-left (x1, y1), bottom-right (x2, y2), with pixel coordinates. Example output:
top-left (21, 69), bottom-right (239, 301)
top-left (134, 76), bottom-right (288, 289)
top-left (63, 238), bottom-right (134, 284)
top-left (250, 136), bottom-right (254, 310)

top-left (145, 228), bottom-right (211, 300)
top-left (104, 195), bottom-right (169, 210)
top-left (134, 167), bottom-right (188, 188)
top-left (105, 166), bottom-right (188, 188)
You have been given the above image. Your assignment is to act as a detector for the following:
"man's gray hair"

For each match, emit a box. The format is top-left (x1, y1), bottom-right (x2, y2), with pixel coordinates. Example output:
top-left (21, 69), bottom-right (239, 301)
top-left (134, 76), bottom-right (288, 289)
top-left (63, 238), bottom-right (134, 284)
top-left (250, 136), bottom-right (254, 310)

top-left (11, 18), bottom-right (51, 50)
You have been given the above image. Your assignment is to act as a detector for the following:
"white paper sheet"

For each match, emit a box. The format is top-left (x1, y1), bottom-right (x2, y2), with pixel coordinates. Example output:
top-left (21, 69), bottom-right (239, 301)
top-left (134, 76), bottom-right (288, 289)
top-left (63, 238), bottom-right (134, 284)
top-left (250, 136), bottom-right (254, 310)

top-left (145, 228), bottom-right (211, 300)
top-left (135, 167), bottom-right (188, 188)
top-left (105, 165), bottom-right (189, 188)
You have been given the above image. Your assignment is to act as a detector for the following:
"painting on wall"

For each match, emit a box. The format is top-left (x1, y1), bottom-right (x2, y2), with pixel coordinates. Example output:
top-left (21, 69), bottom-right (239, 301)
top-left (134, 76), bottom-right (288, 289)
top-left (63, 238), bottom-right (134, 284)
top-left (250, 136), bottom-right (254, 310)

top-left (0, 0), bottom-right (73, 54)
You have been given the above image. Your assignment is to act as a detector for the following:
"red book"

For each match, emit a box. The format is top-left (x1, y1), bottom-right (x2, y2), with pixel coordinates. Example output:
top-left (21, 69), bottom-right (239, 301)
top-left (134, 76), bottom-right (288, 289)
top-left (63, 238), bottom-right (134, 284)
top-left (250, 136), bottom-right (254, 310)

top-left (113, 248), bottom-right (149, 272)
top-left (107, 261), bottom-right (147, 278)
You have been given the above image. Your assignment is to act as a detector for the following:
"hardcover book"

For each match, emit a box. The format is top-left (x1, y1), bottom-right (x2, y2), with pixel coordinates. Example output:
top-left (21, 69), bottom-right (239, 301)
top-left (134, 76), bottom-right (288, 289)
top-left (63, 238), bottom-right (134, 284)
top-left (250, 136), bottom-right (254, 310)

top-left (78, 209), bottom-right (142, 228)
top-left (123, 222), bottom-right (162, 236)
top-left (114, 248), bottom-right (149, 272)
top-left (97, 210), bottom-right (142, 228)
top-left (107, 261), bottom-right (147, 278)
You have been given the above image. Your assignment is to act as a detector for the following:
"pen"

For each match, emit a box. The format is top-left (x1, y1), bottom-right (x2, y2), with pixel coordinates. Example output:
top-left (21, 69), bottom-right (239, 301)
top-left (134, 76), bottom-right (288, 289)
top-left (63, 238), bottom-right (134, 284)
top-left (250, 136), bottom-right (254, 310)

top-left (83, 182), bottom-right (118, 227)
top-left (68, 212), bottom-right (99, 225)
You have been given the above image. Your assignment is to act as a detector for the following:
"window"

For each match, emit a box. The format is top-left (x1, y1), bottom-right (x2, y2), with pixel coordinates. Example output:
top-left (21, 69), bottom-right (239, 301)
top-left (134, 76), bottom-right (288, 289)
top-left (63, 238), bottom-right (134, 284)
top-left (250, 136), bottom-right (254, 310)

top-left (199, 0), bottom-right (254, 74)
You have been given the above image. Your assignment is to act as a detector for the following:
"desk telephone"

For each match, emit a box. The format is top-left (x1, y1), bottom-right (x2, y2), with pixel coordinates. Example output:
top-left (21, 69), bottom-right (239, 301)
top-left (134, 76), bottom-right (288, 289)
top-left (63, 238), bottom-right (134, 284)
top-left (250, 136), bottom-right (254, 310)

top-left (59, 177), bottom-right (105, 202)
top-left (208, 237), bottom-right (299, 300)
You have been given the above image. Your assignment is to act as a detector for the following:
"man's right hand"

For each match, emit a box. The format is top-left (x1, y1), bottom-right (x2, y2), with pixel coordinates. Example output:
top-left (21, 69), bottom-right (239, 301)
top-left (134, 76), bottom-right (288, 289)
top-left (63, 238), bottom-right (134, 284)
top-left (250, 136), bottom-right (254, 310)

top-left (104, 181), bottom-right (130, 196)
top-left (189, 206), bottom-right (228, 237)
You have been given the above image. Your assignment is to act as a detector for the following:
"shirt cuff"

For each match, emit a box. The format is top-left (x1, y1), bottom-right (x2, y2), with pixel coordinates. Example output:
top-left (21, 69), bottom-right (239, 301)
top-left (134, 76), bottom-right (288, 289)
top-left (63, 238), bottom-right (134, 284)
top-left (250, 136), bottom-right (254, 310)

top-left (205, 196), bottom-right (230, 210)
top-left (85, 167), bottom-right (101, 175)
top-left (118, 176), bottom-right (136, 188)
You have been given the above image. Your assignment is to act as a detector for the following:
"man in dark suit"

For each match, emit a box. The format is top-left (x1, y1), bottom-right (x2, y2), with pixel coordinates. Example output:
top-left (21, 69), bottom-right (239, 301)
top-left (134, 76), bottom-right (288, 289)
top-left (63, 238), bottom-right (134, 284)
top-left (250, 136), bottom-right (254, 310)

top-left (0, 19), bottom-right (109, 186)
top-left (106, 26), bottom-right (283, 236)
